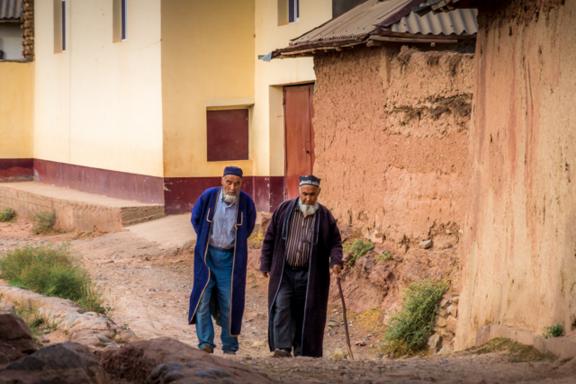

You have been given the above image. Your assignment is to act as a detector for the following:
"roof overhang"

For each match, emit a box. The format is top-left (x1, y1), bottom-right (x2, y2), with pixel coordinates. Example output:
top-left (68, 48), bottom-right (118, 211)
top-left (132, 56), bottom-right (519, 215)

top-left (272, 31), bottom-right (474, 58)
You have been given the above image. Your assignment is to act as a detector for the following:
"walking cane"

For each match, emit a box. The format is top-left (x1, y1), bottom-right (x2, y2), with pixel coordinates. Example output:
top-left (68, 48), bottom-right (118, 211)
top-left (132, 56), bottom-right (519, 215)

top-left (336, 275), bottom-right (354, 360)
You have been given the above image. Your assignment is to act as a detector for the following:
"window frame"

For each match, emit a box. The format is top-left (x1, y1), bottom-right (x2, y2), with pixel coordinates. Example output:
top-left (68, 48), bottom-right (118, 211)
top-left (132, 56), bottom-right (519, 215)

top-left (53, 0), bottom-right (66, 53)
top-left (113, 0), bottom-right (127, 42)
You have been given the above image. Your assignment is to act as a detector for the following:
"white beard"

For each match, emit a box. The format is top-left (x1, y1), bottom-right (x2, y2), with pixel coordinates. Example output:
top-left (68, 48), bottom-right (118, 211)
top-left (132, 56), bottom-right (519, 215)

top-left (223, 193), bottom-right (238, 204)
top-left (299, 200), bottom-right (319, 217)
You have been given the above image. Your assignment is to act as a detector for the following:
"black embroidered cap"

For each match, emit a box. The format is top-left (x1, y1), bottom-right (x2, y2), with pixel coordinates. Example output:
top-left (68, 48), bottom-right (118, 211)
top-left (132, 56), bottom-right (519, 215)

top-left (299, 175), bottom-right (321, 187)
top-left (223, 166), bottom-right (243, 178)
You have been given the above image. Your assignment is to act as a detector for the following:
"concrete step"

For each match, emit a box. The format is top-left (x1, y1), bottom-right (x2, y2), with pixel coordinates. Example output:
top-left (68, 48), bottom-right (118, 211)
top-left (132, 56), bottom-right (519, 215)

top-left (0, 181), bottom-right (164, 232)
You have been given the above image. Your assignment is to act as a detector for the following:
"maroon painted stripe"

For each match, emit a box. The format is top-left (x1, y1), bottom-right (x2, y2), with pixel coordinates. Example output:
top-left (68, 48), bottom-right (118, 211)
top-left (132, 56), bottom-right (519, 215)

top-left (33, 159), bottom-right (164, 204)
top-left (164, 176), bottom-right (285, 214)
top-left (0, 158), bottom-right (34, 180)
top-left (3, 158), bottom-right (284, 213)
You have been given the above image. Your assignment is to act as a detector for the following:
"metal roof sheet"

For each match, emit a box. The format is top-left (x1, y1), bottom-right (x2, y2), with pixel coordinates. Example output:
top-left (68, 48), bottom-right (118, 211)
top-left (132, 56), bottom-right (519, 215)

top-left (290, 0), bottom-right (422, 46)
top-left (275, 0), bottom-right (477, 57)
top-left (0, 0), bottom-right (23, 21)
top-left (390, 8), bottom-right (477, 35)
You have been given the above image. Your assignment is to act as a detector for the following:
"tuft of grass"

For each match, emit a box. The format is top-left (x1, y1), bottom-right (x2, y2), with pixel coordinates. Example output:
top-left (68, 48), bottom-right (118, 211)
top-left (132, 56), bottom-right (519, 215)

top-left (0, 246), bottom-right (106, 313)
top-left (13, 302), bottom-right (58, 336)
top-left (352, 308), bottom-right (386, 333)
top-left (0, 208), bottom-right (16, 222)
top-left (468, 337), bottom-right (556, 362)
top-left (345, 239), bottom-right (374, 266)
top-left (544, 323), bottom-right (565, 338)
top-left (376, 250), bottom-right (394, 263)
top-left (32, 211), bottom-right (56, 234)
top-left (381, 280), bottom-right (448, 357)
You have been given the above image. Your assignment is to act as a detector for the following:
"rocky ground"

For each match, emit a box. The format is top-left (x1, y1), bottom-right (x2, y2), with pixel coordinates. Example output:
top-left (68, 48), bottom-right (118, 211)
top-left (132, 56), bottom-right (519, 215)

top-left (1, 220), bottom-right (576, 383)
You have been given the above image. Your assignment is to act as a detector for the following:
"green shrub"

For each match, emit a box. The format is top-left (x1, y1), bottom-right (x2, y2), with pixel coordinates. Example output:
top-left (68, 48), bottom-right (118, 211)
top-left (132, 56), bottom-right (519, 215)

top-left (544, 323), bottom-right (565, 338)
top-left (0, 208), bottom-right (16, 222)
top-left (0, 246), bottom-right (105, 313)
top-left (32, 211), bottom-right (56, 234)
top-left (376, 250), bottom-right (394, 262)
top-left (382, 280), bottom-right (448, 357)
top-left (345, 239), bottom-right (374, 266)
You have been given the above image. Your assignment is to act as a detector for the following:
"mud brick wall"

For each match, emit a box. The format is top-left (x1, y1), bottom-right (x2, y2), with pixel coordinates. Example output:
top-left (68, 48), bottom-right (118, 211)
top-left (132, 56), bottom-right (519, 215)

top-left (455, 0), bottom-right (576, 350)
top-left (313, 45), bottom-right (474, 255)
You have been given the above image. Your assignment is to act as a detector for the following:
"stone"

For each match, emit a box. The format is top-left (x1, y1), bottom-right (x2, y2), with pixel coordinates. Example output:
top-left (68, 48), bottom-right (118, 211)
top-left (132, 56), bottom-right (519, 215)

top-left (0, 342), bottom-right (107, 384)
top-left (428, 334), bottom-right (442, 352)
top-left (0, 313), bottom-right (39, 364)
top-left (368, 264), bottom-right (394, 288)
top-left (436, 317), bottom-right (448, 328)
top-left (101, 337), bottom-right (274, 383)
top-left (420, 239), bottom-right (433, 249)
top-left (432, 234), bottom-right (458, 249)
top-left (446, 316), bottom-right (458, 332)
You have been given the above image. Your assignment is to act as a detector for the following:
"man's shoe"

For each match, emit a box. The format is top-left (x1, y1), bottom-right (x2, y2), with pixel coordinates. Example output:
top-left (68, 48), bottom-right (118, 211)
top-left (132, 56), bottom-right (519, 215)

top-left (223, 350), bottom-right (236, 355)
top-left (199, 344), bottom-right (214, 354)
top-left (272, 348), bottom-right (291, 358)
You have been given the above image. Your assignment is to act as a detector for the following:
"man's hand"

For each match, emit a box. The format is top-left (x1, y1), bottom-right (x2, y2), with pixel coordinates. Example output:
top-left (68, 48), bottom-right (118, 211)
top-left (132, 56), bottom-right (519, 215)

top-left (331, 265), bottom-right (342, 276)
top-left (261, 271), bottom-right (269, 278)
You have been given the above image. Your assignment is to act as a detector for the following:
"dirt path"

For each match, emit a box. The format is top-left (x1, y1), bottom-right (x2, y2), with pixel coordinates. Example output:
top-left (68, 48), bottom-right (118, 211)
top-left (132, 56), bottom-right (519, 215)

top-left (2, 221), bottom-right (576, 383)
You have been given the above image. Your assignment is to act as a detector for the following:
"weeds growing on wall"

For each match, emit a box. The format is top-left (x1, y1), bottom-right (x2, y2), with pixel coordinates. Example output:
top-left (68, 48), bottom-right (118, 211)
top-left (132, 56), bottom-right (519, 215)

top-left (0, 208), bottom-right (16, 222)
top-left (32, 211), bottom-right (56, 234)
top-left (376, 250), bottom-right (394, 262)
top-left (382, 279), bottom-right (448, 357)
top-left (0, 246), bottom-right (106, 313)
top-left (345, 239), bottom-right (374, 266)
top-left (544, 323), bottom-right (565, 338)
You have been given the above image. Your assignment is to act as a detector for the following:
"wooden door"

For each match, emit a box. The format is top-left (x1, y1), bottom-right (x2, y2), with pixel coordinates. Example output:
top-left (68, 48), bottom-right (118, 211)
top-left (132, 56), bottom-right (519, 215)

top-left (284, 84), bottom-right (314, 199)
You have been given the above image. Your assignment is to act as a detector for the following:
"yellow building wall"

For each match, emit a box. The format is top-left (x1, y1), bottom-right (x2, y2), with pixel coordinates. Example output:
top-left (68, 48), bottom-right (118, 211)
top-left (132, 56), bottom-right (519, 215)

top-left (0, 62), bottom-right (33, 158)
top-left (34, 0), bottom-right (164, 177)
top-left (161, 0), bottom-right (255, 177)
top-left (254, 0), bottom-right (332, 176)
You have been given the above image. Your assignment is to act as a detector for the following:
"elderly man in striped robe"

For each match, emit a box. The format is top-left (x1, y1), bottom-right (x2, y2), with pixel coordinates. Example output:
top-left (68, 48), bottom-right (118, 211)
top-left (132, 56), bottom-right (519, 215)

top-left (260, 175), bottom-right (343, 357)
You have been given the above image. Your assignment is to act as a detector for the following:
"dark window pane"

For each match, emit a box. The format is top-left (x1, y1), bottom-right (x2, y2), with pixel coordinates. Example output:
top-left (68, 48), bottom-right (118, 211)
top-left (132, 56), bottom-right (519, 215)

top-left (61, 0), bottom-right (66, 50)
top-left (332, 0), bottom-right (368, 18)
top-left (288, 0), bottom-right (297, 22)
top-left (121, 0), bottom-right (126, 39)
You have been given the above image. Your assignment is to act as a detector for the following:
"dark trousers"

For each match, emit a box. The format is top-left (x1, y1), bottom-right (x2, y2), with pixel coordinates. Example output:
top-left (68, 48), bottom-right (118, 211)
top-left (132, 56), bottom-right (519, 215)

top-left (273, 265), bottom-right (308, 355)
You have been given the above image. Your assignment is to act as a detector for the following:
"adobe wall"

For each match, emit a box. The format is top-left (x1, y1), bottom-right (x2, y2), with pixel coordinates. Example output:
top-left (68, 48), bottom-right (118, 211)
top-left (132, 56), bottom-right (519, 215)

top-left (455, 0), bottom-right (576, 350)
top-left (313, 45), bottom-right (473, 259)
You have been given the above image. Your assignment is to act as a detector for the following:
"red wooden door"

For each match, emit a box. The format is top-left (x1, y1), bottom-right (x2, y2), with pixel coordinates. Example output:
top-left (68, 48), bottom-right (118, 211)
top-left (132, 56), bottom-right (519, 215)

top-left (284, 84), bottom-right (314, 199)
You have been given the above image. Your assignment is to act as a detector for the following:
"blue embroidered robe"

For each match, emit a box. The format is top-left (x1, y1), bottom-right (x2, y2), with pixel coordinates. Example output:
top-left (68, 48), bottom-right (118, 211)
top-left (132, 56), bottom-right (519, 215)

top-left (188, 187), bottom-right (256, 336)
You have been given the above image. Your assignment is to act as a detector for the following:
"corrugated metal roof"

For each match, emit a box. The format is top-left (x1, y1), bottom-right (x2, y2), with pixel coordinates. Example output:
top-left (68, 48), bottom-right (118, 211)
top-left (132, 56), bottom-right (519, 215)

top-left (0, 0), bottom-right (23, 21)
top-left (272, 0), bottom-right (476, 57)
top-left (390, 8), bottom-right (477, 35)
top-left (290, 0), bottom-right (422, 46)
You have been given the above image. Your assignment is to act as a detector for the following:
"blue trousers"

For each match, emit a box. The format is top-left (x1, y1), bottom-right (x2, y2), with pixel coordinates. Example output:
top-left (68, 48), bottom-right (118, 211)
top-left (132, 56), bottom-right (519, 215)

top-left (195, 246), bottom-right (238, 353)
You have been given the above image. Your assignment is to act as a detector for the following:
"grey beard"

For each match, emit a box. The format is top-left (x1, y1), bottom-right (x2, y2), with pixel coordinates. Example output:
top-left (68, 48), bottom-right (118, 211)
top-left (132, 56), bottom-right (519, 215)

top-left (298, 200), bottom-right (319, 217)
top-left (223, 193), bottom-right (238, 204)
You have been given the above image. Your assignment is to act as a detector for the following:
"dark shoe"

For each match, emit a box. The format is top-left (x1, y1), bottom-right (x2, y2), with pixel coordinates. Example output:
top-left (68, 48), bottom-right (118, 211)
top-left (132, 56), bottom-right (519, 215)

top-left (199, 344), bottom-right (214, 354)
top-left (223, 350), bottom-right (236, 355)
top-left (272, 348), bottom-right (291, 358)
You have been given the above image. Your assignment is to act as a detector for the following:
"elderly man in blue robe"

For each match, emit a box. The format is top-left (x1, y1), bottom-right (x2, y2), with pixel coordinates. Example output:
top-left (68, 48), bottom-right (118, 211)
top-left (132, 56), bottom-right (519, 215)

top-left (188, 166), bottom-right (256, 355)
top-left (260, 175), bottom-right (343, 358)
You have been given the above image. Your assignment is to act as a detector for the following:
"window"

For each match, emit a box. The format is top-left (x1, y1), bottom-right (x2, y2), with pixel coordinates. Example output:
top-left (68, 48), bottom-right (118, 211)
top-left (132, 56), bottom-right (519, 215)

top-left (206, 109), bottom-right (249, 162)
top-left (53, 0), bottom-right (66, 53)
top-left (278, 0), bottom-right (299, 25)
top-left (113, 0), bottom-right (127, 42)
top-left (332, 0), bottom-right (368, 18)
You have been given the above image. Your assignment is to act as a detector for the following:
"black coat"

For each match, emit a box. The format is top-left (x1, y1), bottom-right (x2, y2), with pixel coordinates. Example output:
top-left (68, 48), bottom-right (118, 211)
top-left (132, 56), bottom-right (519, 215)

top-left (260, 198), bottom-right (343, 357)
